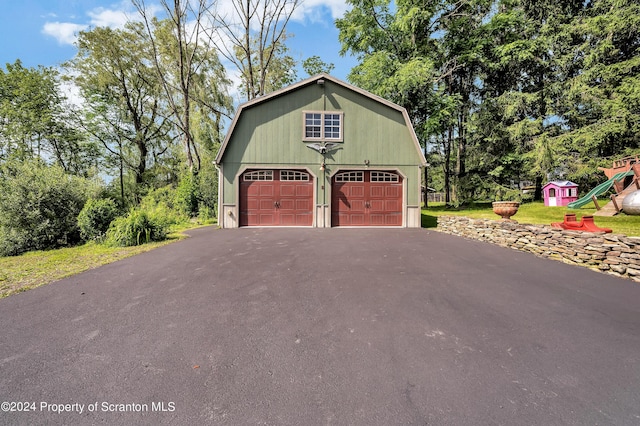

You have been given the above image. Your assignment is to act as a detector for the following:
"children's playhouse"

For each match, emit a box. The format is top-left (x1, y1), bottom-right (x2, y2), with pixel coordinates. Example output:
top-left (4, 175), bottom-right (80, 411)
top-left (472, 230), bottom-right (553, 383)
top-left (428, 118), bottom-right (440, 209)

top-left (543, 181), bottom-right (579, 207)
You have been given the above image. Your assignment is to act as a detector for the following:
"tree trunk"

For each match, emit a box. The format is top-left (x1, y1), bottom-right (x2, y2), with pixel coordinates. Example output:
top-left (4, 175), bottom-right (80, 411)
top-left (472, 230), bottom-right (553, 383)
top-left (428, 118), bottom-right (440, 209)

top-left (118, 139), bottom-right (125, 207)
top-left (534, 175), bottom-right (543, 201)
top-left (136, 138), bottom-right (147, 184)
top-left (444, 128), bottom-right (453, 204)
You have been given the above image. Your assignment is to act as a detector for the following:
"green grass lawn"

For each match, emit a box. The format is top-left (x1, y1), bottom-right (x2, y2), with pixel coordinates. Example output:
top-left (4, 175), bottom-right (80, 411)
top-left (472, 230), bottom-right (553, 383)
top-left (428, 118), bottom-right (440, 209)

top-left (422, 201), bottom-right (640, 237)
top-left (0, 222), bottom-right (214, 299)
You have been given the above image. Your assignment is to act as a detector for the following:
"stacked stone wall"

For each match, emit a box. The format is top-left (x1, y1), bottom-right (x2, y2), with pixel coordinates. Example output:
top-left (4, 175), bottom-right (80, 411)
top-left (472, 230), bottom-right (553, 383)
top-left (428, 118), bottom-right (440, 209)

top-left (437, 216), bottom-right (640, 282)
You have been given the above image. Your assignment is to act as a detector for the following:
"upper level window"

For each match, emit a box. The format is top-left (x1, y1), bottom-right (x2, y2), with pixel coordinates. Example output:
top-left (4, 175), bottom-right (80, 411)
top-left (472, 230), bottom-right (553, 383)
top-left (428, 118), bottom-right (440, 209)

top-left (324, 113), bottom-right (341, 139)
top-left (304, 111), bottom-right (343, 141)
top-left (305, 113), bottom-right (322, 138)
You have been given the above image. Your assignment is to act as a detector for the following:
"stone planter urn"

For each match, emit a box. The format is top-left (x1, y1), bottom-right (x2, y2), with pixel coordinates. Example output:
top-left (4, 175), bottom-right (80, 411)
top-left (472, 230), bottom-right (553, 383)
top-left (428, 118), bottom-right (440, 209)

top-left (492, 201), bottom-right (520, 220)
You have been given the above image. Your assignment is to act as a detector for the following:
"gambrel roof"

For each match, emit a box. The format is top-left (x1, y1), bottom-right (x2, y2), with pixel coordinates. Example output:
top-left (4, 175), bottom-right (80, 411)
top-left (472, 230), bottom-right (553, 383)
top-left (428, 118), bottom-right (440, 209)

top-left (215, 73), bottom-right (426, 166)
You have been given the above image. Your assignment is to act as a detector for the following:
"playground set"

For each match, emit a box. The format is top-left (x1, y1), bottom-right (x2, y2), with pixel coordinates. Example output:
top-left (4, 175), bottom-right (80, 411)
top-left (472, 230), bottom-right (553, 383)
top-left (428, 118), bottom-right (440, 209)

top-left (550, 154), bottom-right (640, 232)
top-left (566, 154), bottom-right (640, 215)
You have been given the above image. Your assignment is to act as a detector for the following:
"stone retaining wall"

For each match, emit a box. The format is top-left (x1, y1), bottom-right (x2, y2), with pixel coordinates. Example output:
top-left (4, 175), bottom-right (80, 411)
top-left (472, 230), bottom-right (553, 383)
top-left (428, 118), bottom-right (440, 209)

top-left (437, 216), bottom-right (640, 282)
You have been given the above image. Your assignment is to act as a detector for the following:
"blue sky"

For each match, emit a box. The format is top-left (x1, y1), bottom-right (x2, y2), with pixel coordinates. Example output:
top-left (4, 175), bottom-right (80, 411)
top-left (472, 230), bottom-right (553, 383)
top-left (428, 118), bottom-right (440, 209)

top-left (0, 0), bottom-right (359, 89)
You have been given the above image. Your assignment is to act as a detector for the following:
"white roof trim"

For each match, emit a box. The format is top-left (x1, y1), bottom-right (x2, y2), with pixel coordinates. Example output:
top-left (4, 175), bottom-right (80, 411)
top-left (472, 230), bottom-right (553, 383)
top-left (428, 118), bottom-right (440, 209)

top-left (543, 180), bottom-right (579, 188)
top-left (215, 73), bottom-right (427, 166)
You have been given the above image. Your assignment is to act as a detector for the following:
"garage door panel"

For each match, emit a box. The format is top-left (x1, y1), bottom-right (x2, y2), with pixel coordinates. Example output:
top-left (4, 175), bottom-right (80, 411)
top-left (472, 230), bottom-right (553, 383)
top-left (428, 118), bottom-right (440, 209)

top-left (279, 199), bottom-right (294, 210)
top-left (350, 186), bottom-right (365, 197)
top-left (259, 185), bottom-right (274, 196)
top-left (295, 199), bottom-right (310, 210)
top-left (385, 213), bottom-right (402, 226)
top-left (349, 214), bottom-right (365, 225)
top-left (369, 214), bottom-right (385, 225)
top-left (259, 199), bottom-right (275, 210)
top-left (242, 213), bottom-right (257, 226)
top-left (350, 200), bottom-right (366, 211)
top-left (279, 184), bottom-right (295, 197)
top-left (332, 171), bottom-right (402, 227)
top-left (240, 170), bottom-right (313, 227)
top-left (279, 213), bottom-right (295, 225)
top-left (296, 213), bottom-right (312, 225)
top-left (384, 200), bottom-right (400, 211)
top-left (369, 185), bottom-right (385, 198)
top-left (245, 183), bottom-right (260, 196)
top-left (259, 213), bottom-right (276, 226)
top-left (245, 198), bottom-right (259, 210)
top-left (370, 200), bottom-right (384, 211)
top-left (385, 186), bottom-right (401, 197)
top-left (296, 184), bottom-right (311, 196)
top-left (333, 189), bottom-right (348, 204)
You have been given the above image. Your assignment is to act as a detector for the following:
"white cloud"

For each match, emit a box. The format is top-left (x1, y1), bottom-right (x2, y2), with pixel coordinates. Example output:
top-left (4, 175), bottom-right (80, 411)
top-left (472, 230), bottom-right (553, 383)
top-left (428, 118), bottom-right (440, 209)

top-left (213, 0), bottom-right (349, 32)
top-left (42, 1), bottom-right (138, 45)
top-left (293, 0), bottom-right (349, 22)
top-left (87, 8), bottom-right (130, 29)
top-left (42, 22), bottom-right (89, 45)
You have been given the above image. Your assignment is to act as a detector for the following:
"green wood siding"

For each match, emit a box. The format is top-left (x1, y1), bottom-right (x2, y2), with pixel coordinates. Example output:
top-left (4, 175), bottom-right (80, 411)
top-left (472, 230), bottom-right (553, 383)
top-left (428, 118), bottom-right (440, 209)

top-left (221, 80), bottom-right (423, 206)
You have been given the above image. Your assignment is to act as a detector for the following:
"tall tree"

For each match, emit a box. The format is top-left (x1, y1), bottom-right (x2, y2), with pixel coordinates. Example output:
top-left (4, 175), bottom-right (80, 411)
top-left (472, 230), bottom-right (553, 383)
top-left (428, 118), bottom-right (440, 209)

top-left (473, 0), bottom-right (639, 196)
top-left (489, 0), bottom-right (583, 199)
top-left (134, 0), bottom-right (232, 172)
top-left (213, 0), bottom-right (299, 100)
top-left (340, 0), bottom-right (640, 203)
top-left (559, 0), bottom-right (640, 160)
top-left (302, 56), bottom-right (335, 76)
top-left (337, 0), bottom-right (485, 203)
top-left (69, 23), bottom-right (174, 194)
top-left (0, 60), bottom-right (98, 175)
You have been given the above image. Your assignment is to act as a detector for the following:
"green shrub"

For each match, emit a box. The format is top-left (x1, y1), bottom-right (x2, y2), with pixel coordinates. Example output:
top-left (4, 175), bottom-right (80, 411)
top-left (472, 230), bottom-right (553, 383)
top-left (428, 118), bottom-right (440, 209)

top-left (142, 185), bottom-right (177, 210)
top-left (197, 164), bottom-right (218, 214)
top-left (140, 187), bottom-right (187, 226)
top-left (520, 192), bottom-right (535, 203)
top-left (0, 159), bottom-right (98, 256)
top-left (0, 227), bottom-right (31, 258)
top-left (197, 203), bottom-right (215, 224)
top-left (104, 208), bottom-right (168, 247)
top-left (175, 172), bottom-right (199, 217)
top-left (77, 198), bottom-right (119, 242)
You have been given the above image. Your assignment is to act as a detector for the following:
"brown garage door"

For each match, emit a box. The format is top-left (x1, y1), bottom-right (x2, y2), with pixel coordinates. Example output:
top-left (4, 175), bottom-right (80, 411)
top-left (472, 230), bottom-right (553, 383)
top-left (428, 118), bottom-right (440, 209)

top-left (331, 171), bottom-right (403, 226)
top-left (240, 169), bottom-right (313, 226)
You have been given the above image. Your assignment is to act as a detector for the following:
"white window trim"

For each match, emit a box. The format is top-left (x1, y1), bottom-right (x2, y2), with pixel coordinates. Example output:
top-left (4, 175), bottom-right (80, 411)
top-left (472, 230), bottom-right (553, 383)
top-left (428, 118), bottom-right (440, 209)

top-left (371, 171), bottom-right (400, 182)
top-left (280, 170), bottom-right (310, 181)
top-left (303, 111), bottom-right (344, 142)
top-left (243, 170), bottom-right (273, 181)
top-left (335, 171), bottom-right (364, 182)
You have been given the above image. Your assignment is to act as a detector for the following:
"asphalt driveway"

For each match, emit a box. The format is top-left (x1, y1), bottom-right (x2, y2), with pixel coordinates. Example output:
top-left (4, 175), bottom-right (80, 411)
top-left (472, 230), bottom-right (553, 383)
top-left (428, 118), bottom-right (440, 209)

top-left (1, 227), bottom-right (640, 425)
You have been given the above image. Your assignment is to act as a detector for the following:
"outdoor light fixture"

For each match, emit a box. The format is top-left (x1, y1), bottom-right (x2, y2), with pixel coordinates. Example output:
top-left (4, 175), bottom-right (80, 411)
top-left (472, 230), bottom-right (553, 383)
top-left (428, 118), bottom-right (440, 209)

top-left (317, 79), bottom-right (325, 85)
top-left (320, 162), bottom-right (325, 171)
top-left (364, 159), bottom-right (370, 167)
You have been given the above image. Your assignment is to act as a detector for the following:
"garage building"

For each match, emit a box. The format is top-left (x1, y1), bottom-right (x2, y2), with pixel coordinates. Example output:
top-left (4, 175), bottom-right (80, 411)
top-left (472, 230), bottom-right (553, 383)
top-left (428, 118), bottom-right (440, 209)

top-left (215, 74), bottom-right (427, 228)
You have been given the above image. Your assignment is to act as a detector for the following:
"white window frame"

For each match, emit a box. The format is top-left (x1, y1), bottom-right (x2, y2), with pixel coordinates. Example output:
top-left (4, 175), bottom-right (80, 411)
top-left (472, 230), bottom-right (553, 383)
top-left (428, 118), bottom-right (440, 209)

top-left (335, 171), bottom-right (364, 182)
top-left (371, 171), bottom-right (400, 182)
top-left (303, 111), bottom-right (344, 142)
top-left (243, 170), bottom-right (273, 181)
top-left (280, 170), bottom-right (310, 181)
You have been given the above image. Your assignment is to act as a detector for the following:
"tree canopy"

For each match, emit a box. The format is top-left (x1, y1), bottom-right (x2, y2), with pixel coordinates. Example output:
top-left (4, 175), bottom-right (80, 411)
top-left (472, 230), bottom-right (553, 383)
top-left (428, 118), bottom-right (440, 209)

top-left (338, 0), bottom-right (640, 203)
